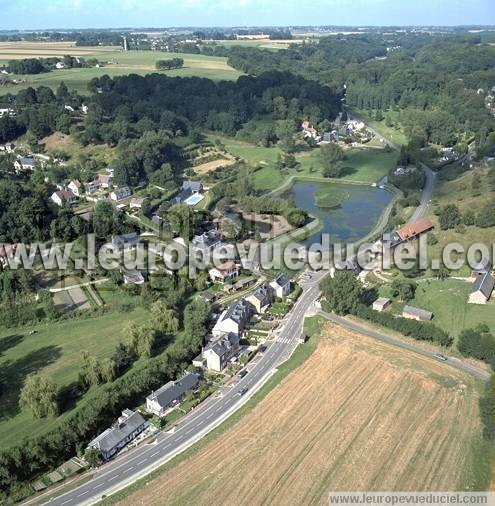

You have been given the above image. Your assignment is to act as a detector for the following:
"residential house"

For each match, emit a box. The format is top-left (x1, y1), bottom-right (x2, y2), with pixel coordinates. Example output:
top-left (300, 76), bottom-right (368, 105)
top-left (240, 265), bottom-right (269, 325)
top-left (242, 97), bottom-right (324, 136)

top-left (246, 283), bottom-right (273, 314)
top-left (122, 268), bottom-right (145, 285)
top-left (130, 197), bottom-right (144, 210)
top-left (209, 261), bottom-right (239, 284)
top-left (192, 229), bottom-right (223, 254)
top-left (68, 180), bottom-right (82, 197)
top-left (203, 332), bottom-right (240, 372)
top-left (397, 218), bottom-right (434, 242)
top-left (84, 180), bottom-right (101, 194)
top-left (402, 305), bottom-right (433, 322)
top-left (51, 189), bottom-right (76, 207)
top-left (111, 232), bottom-right (140, 252)
top-left (0, 243), bottom-right (17, 267)
top-left (146, 373), bottom-right (200, 416)
top-left (212, 299), bottom-right (253, 337)
top-left (96, 174), bottom-right (113, 188)
top-left (301, 121), bottom-right (320, 141)
top-left (151, 214), bottom-right (163, 227)
top-left (171, 181), bottom-right (203, 205)
top-left (0, 142), bottom-right (14, 153)
top-left (14, 156), bottom-right (36, 173)
top-left (270, 274), bottom-right (291, 298)
top-left (372, 297), bottom-right (391, 312)
top-left (469, 271), bottom-right (495, 304)
top-left (110, 187), bottom-right (131, 201)
top-left (86, 409), bottom-right (148, 461)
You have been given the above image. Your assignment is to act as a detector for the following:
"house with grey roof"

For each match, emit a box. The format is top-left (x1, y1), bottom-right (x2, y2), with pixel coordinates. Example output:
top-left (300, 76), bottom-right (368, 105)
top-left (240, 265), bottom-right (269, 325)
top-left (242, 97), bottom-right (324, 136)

top-left (469, 270), bottom-right (494, 304)
top-left (402, 305), bottom-right (433, 322)
top-left (203, 332), bottom-right (240, 372)
top-left (14, 156), bottom-right (36, 173)
top-left (246, 283), bottom-right (273, 313)
top-left (212, 298), bottom-right (253, 337)
top-left (111, 232), bottom-right (140, 252)
top-left (171, 181), bottom-right (203, 205)
top-left (146, 373), bottom-right (200, 417)
top-left (110, 187), bottom-right (131, 202)
top-left (270, 274), bottom-right (291, 298)
top-left (87, 409), bottom-right (148, 461)
top-left (192, 229), bottom-right (222, 254)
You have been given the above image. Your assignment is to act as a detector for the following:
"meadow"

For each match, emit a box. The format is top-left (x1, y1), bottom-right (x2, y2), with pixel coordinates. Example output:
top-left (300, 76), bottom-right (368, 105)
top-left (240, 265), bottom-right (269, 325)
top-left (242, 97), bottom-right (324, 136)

top-left (115, 323), bottom-right (487, 505)
top-left (208, 134), bottom-right (398, 191)
top-left (0, 47), bottom-right (243, 96)
top-left (0, 287), bottom-right (148, 449)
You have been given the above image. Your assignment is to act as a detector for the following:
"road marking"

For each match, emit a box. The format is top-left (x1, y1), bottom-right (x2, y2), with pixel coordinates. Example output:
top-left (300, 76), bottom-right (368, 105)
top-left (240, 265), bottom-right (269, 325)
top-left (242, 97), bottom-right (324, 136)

top-left (77, 491), bottom-right (88, 497)
top-left (108, 474), bottom-right (119, 481)
top-left (137, 458), bottom-right (147, 465)
top-left (61, 500), bottom-right (72, 505)
top-left (127, 466), bottom-right (134, 471)
top-left (150, 451), bottom-right (159, 457)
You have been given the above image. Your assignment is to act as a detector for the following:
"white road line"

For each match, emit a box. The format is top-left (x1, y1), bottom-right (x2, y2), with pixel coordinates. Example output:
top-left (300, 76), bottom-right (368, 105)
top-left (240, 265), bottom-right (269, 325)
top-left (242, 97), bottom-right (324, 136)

top-left (150, 451), bottom-right (159, 457)
top-left (137, 458), bottom-right (147, 465)
top-left (77, 491), bottom-right (88, 497)
top-left (61, 500), bottom-right (72, 505)
top-left (94, 482), bottom-right (104, 489)
top-left (127, 466), bottom-right (134, 471)
top-left (108, 474), bottom-right (119, 481)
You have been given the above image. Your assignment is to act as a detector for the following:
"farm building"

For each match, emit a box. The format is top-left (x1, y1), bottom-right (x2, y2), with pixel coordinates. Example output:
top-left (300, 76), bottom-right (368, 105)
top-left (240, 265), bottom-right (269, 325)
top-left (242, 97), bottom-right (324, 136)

top-left (373, 298), bottom-right (391, 312)
top-left (402, 305), bottom-right (433, 322)
top-left (469, 271), bottom-right (494, 305)
top-left (146, 373), bottom-right (200, 417)
top-left (397, 218), bottom-right (434, 242)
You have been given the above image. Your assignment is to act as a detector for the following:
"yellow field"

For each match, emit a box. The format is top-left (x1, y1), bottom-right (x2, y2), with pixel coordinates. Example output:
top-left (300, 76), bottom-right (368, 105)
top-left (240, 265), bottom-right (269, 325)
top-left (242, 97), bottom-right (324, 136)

top-left (118, 323), bottom-right (483, 506)
top-left (0, 41), bottom-right (118, 60)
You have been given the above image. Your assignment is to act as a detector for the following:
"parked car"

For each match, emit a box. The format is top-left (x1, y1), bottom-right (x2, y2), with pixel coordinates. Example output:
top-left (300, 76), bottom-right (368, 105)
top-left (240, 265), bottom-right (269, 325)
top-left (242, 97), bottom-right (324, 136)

top-left (237, 387), bottom-right (248, 396)
top-left (434, 353), bottom-right (448, 362)
top-left (238, 370), bottom-right (248, 378)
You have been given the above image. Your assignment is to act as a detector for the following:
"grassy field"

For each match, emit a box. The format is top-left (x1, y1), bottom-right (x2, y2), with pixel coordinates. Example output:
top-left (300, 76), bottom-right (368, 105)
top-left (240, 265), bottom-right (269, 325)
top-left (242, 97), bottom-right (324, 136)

top-left (407, 279), bottom-right (495, 338)
top-left (209, 134), bottom-right (398, 191)
top-left (350, 109), bottom-right (408, 147)
top-left (0, 303), bottom-right (148, 449)
top-left (314, 185), bottom-right (349, 208)
top-left (0, 41), bottom-right (118, 60)
top-left (115, 323), bottom-right (487, 505)
top-left (0, 49), bottom-right (243, 96)
top-left (215, 39), bottom-right (303, 50)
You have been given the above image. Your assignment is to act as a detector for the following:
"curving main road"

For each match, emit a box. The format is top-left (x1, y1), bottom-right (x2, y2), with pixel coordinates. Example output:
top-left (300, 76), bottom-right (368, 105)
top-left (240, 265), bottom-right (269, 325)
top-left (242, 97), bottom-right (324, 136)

top-left (44, 273), bottom-right (327, 506)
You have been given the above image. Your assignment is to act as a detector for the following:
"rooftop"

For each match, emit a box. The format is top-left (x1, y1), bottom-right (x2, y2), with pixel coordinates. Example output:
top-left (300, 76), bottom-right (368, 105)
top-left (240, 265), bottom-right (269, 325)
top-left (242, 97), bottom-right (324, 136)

top-left (397, 218), bottom-right (434, 241)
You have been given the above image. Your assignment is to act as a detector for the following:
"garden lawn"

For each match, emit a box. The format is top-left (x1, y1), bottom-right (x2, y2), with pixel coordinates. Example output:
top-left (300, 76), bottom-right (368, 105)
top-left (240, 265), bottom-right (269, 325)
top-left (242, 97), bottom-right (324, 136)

top-left (407, 278), bottom-right (495, 339)
top-left (0, 306), bottom-right (148, 449)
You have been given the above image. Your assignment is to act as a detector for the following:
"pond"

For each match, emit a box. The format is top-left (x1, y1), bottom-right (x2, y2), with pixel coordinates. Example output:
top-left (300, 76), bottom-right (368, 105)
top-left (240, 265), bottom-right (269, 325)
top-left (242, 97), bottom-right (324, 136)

top-left (287, 181), bottom-right (392, 247)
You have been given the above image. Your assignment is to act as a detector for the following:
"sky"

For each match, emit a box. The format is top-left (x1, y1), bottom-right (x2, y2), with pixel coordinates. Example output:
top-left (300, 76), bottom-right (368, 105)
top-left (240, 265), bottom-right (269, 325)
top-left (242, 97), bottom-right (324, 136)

top-left (0, 0), bottom-right (494, 30)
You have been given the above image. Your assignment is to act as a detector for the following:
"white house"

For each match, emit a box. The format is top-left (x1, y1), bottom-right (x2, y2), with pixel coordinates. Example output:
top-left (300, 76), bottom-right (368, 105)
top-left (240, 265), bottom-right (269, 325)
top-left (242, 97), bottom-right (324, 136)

top-left (209, 260), bottom-right (239, 284)
top-left (269, 274), bottom-right (291, 298)
top-left (129, 197), bottom-right (144, 209)
top-left (84, 180), bottom-right (101, 194)
top-left (146, 373), bottom-right (200, 416)
top-left (110, 187), bottom-right (131, 201)
top-left (203, 333), bottom-right (240, 372)
top-left (68, 180), bottom-right (82, 196)
top-left (51, 189), bottom-right (76, 207)
top-left (14, 156), bottom-right (36, 173)
top-left (212, 299), bottom-right (253, 337)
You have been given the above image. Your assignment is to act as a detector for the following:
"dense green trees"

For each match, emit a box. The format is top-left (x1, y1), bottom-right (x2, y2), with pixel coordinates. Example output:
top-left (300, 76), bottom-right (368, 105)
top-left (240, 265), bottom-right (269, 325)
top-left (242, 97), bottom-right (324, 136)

top-left (320, 270), bottom-right (363, 315)
top-left (320, 143), bottom-right (345, 178)
top-left (19, 373), bottom-right (59, 418)
top-left (155, 58), bottom-right (184, 70)
top-left (438, 204), bottom-right (462, 230)
top-left (458, 325), bottom-right (495, 367)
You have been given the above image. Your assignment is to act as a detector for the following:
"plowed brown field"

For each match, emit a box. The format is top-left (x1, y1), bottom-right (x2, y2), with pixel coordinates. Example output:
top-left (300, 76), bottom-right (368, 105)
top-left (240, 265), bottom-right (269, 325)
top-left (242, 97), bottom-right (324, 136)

top-left (118, 323), bottom-right (481, 506)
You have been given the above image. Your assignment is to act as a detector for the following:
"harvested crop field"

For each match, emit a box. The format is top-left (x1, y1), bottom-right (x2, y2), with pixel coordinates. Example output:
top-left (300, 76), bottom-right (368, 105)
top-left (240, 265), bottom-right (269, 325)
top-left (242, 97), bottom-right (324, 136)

top-left (0, 42), bottom-right (117, 60)
top-left (118, 323), bottom-right (484, 506)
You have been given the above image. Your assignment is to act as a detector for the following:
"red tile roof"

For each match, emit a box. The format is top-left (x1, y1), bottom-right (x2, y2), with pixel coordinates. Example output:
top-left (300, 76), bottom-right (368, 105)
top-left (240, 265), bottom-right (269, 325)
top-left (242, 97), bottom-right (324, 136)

top-left (397, 218), bottom-right (434, 241)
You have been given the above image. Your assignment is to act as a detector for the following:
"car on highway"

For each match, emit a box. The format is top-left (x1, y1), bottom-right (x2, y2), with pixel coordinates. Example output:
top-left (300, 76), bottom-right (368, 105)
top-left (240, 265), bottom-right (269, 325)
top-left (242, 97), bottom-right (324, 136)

top-left (237, 387), bottom-right (248, 396)
top-left (434, 353), bottom-right (448, 362)
top-left (238, 370), bottom-right (248, 378)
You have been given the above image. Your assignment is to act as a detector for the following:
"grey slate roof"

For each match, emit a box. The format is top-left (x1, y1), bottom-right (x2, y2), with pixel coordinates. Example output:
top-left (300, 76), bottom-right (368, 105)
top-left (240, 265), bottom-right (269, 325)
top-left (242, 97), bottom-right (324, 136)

top-left (182, 181), bottom-right (203, 193)
top-left (272, 273), bottom-right (290, 289)
top-left (111, 232), bottom-right (139, 250)
top-left (472, 271), bottom-right (495, 299)
top-left (222, 298), bottom-right (253, 325)
top-left (205, 333), bottom-right (239, 358)
top-left (147, 373), bottom-right (200, 409)
top-left (88, 410), bottom-right (147, 453)
top-left (403, 305), bottom-right (433, 320)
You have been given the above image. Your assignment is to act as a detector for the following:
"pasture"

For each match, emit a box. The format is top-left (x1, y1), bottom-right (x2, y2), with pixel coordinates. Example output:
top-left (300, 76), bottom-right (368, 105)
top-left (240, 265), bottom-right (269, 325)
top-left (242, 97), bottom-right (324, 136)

top-left (0, 300), bottom-right (148, 449)
top-left (116, 323), bottom-right (487, 506)
top-left (0, 47), bottom-right (243, 96)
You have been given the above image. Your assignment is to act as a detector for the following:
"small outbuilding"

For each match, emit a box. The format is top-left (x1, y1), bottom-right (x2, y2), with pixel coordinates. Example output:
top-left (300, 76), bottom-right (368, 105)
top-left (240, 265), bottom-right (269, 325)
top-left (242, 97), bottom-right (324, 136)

top-left (402, 305), bottom-right (433, 322)
top-left (372, 297), bottom-right (391, 312)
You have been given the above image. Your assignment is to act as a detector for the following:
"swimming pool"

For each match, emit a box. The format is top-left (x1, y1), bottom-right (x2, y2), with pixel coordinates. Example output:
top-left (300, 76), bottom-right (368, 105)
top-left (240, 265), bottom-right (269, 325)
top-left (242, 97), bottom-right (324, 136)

top-left (184, 193), bottom-right (205, 206)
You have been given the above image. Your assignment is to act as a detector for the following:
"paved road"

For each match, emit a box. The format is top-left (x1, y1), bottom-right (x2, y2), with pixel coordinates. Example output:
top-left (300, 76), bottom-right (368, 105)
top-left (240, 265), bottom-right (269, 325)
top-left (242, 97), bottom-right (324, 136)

top-left (44, 272), bottom-right (327, 506)
top-left (408, 162), bottom-right (436, 224)
top-left (319, 311), bottom-right (490, 381)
